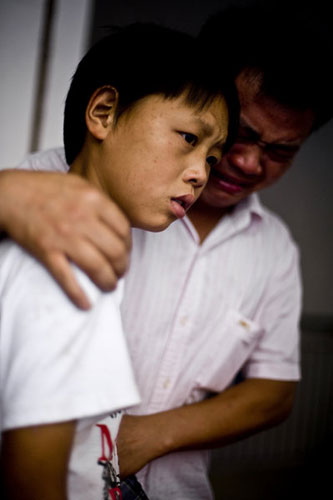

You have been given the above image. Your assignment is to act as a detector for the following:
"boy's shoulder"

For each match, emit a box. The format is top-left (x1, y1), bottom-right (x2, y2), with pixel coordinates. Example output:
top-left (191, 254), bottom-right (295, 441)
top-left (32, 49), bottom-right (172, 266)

top-left (0, 237), bottom-right (123, 311)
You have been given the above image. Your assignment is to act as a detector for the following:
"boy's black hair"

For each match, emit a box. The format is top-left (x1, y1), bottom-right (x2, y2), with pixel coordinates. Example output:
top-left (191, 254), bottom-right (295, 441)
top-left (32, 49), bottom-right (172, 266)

top-left (64, 22), bottom-right (239, 165)
top-left (198, 1), bottom-right (333, 130)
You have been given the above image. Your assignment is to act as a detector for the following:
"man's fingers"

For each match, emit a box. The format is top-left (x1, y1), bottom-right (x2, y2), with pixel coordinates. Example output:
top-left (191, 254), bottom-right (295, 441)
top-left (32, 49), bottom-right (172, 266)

top-left (44, 240), bottom-right (122, 310)
top-left (44, 175), bottom-right (131, 280)
top-left (0, 169), bottom-right (132, 305)
top-left (44, 253), bottom-right (92, 310)
top-left (96, 193), bottom-right (132, 251)
top-left (88, 224), bottom-right (131, 279)
top-left (67, 217), bottom-right (131, 280)
top-left (33, 215), bottom-right (128, 296)
top-left (67, 173), bottom-right (132, 251)
top-left (58, 234), bottom-right (120, 291)
top-left (40, 216), bottom-right (130, 286)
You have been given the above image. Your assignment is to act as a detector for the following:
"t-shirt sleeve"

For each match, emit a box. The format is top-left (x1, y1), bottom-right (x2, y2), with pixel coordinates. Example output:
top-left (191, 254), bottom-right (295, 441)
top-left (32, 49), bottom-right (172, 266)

top-left (242, 235), bottom-right (302, 381)
top-left (17, 147), bottom-right (68, 173)
top-left (1, 244), bottom-right (140, 431)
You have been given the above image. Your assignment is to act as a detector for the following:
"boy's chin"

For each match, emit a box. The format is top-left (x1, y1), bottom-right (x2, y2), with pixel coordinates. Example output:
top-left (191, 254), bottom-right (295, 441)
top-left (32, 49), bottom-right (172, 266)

top-left (132, 215), bottom-right (175, 233)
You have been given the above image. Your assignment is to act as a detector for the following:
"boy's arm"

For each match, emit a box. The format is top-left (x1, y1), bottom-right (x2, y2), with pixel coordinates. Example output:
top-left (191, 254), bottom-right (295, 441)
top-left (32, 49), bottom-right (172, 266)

top-left (0, 168), bottom-right (131, 309)
top-left (117, 378), bottom-right (296, 478)
top-left (1, 421), bottom-right (75, 500)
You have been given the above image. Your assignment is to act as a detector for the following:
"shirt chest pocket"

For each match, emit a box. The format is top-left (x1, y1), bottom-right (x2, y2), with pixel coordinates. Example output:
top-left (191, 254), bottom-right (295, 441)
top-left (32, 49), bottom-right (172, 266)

top-left (227, 308), bottom-right (262, 344)
top-left (192, 308), bottom-right (263, 396)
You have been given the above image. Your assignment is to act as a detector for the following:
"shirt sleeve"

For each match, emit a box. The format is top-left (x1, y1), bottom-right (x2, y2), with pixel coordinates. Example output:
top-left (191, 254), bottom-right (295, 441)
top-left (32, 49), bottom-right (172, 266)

top-left (17, 147), bottom-right (68, 172)
top-left (242, 232), bottom-right (302, 381)
top-left (1, 243), bottom-right (140, 431)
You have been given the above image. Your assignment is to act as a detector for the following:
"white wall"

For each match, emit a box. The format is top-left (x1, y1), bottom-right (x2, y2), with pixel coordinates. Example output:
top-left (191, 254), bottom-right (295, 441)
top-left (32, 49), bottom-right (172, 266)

top-left (0, 0), bottom-right (44, 165)
top-left (0, 0), bottom-right (93, 166)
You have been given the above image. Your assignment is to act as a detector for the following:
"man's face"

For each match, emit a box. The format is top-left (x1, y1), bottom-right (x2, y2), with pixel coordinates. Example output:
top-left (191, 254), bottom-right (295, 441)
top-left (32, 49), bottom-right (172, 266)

top-left (199, 73), bottom-right (315, 209)
top-left (94, 92), bottom-right (228, 231)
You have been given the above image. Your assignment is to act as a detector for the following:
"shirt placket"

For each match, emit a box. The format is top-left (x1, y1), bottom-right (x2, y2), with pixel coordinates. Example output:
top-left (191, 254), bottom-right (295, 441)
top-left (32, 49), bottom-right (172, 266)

top-left (146, 246), bottom-right (204, 412)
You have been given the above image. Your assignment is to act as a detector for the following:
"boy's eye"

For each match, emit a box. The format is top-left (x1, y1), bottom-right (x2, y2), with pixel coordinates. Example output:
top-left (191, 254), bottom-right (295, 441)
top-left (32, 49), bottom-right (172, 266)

top-left (180, 132), bottom-right (198, 146)
top-left (206, 156), bottom-right (219, 167)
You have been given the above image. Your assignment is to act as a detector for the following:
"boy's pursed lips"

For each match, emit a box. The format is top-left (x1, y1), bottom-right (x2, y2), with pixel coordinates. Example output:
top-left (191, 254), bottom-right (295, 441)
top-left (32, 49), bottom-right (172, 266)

top-left (170, 193), bottom-right (195, 218)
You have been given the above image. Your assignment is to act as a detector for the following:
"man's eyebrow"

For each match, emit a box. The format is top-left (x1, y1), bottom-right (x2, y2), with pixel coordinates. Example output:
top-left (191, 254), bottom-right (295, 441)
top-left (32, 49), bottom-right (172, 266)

top-left (239, 117), bottom-right (302, 147)
top-left (239, 117), bottom-right (259, 135)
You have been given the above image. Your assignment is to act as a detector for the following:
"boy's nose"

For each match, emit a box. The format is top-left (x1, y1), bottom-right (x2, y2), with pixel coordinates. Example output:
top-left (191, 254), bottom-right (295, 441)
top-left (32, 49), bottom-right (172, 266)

top-left (183, 160), bottom-right (209, 188)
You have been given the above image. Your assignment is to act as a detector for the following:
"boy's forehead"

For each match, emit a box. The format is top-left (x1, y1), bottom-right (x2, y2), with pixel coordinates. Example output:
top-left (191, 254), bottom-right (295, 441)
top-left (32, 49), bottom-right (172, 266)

top-left (128, 92), bottom-right (227, 132)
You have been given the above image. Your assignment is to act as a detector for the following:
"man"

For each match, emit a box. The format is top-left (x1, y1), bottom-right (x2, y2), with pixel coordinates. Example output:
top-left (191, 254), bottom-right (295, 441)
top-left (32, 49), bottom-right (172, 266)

top-left (0, 3), bottom-right (332, 499)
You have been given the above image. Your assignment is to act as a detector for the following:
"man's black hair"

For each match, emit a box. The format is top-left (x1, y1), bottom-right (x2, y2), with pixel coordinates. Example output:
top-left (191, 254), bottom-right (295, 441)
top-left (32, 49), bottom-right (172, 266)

top-left (198, 1), bottom-right (333, 130)
top-left (64, 22), bottom-right (239, 165)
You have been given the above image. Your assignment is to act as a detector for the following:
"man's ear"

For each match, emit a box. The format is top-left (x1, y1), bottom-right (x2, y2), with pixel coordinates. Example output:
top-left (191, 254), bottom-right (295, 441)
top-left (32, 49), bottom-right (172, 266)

top-left (85, 86), bottom-right (119, 140)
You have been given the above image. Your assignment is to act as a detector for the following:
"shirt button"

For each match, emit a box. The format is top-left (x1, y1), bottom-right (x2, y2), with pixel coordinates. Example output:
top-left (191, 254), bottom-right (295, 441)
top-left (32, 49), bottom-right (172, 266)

top-left (180, 315), bottom-right (188, 326)
top-left (163, 377), bottom-right (170, 389)
top-left (238, 319), bottom-right (250, 330)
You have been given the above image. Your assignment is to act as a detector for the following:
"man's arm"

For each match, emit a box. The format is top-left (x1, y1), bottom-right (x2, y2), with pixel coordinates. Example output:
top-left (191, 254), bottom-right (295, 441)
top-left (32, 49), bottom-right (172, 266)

top-left (0, 421), bottom-right (75, 500)
top-left (0, 168), bottom-right (131, 309)
top-left (117, 378), bottom-right (296, 478)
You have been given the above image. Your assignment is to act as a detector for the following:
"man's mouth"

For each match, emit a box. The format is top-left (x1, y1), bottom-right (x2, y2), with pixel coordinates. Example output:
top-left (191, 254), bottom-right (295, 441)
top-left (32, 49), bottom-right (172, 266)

top-left (210, 168), bottom-right (254, 194)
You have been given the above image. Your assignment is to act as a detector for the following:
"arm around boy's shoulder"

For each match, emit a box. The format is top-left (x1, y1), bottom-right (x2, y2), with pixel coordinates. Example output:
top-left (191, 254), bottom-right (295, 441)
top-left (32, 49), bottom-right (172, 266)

top-left (0, 152), bottom-right (132, 310)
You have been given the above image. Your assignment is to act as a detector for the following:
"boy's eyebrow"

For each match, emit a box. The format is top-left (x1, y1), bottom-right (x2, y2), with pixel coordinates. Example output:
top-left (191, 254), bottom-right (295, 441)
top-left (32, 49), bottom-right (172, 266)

top-left (195, 117), bottom-right (214, 135)
top-left (194, 117), bottom-right (227, 145)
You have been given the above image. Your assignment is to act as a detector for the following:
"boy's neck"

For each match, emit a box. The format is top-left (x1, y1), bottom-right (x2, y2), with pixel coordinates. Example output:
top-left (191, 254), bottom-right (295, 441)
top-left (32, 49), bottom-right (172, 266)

top-left (69, 151), bottom-right (106, 195)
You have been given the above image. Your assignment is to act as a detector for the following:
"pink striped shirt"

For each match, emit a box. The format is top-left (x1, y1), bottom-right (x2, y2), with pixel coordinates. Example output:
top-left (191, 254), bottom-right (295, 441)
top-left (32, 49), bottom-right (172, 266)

top-left (122, 196), bottom-right (301, 499)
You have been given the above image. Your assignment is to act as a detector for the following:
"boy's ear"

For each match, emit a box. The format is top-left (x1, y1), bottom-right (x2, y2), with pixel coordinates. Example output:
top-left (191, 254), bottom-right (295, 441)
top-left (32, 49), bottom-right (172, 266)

top-left (85, 86), bottom-right (119, 140)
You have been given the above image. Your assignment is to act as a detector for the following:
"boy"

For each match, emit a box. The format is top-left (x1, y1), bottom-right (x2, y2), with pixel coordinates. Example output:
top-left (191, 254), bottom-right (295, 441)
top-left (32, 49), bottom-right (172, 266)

top-left (0, 22), bottom-right (238, 500)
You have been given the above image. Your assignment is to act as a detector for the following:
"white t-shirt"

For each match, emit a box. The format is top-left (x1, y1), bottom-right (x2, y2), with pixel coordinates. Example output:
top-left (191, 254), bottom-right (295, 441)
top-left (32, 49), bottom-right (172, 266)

top-left (0, 238), bottom-right (140, 498)
top-left (17, 148), bottom-right (302, 500)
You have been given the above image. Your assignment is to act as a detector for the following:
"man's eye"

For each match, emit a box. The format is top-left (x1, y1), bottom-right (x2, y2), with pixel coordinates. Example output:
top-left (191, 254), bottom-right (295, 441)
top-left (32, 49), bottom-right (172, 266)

top-left (180, 132), bottom-right (198, 146)
top-left (206, 156), bottom-right (219, 167)
top-left (265, 145), bottom-right (299, 162)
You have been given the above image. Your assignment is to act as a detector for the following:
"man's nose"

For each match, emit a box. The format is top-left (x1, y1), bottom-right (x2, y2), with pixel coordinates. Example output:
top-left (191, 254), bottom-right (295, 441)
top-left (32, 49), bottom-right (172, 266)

top-left (183, 159), bottom-right (209, 188)
top-left (227, 143), bottom-right (263, 176)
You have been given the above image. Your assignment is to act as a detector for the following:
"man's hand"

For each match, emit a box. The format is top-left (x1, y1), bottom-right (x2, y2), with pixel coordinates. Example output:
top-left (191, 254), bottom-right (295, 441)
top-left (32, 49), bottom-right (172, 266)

top-left (116, 379), bottom-right (296, 478)
top-left (117, 414), bottom-right (166, 479)
top-left (0, 169), bottom-right (131, 309)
